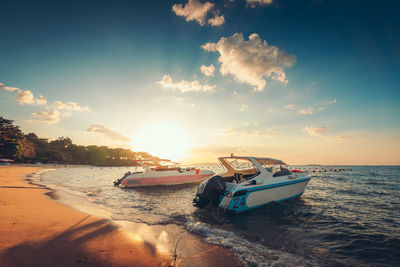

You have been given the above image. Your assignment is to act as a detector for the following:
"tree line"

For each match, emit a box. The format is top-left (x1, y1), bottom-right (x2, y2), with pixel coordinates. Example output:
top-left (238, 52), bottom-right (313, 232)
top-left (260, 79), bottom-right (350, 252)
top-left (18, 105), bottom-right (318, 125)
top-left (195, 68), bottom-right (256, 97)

top-left (0, 117), bottom-right (154, 166)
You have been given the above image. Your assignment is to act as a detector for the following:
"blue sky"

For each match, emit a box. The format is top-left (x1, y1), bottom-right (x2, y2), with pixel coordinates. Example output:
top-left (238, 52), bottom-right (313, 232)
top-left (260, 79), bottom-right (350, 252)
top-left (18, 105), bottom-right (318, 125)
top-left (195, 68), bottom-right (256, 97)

top-left (1, 0), bottom-right (399, 164)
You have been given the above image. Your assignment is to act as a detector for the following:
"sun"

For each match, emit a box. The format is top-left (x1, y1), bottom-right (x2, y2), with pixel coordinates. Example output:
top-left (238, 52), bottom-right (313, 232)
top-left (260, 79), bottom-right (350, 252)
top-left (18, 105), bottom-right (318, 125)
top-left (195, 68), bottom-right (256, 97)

top-left (132, 121), bottom-right (191, 161)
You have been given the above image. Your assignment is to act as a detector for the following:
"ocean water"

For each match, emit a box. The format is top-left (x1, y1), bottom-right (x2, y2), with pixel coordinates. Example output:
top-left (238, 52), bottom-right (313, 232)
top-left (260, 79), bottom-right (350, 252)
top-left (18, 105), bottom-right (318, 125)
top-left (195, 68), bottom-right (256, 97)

top-left (36, 165), bottom-right (400, 266)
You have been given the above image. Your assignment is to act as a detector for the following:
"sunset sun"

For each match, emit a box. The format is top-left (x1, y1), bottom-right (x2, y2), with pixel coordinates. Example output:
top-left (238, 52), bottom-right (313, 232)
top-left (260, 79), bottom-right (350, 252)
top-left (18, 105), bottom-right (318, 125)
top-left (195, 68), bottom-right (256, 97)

top-left (132, 121), bottom-right (191, 161)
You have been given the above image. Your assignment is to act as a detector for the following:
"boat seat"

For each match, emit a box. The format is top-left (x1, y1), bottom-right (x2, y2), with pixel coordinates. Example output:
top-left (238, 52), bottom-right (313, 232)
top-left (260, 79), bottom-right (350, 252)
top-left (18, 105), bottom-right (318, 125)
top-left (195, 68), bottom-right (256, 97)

top-left (234, 173), bottom-right (244, 183)
top-left (273, 169), bottom-right (292, 177)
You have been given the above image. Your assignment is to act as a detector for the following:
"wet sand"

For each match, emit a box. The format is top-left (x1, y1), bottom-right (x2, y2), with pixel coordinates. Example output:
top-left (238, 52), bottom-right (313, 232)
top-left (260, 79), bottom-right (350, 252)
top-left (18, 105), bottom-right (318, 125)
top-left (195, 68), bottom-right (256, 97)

top-left (0, 166), bottom-right (240, 267)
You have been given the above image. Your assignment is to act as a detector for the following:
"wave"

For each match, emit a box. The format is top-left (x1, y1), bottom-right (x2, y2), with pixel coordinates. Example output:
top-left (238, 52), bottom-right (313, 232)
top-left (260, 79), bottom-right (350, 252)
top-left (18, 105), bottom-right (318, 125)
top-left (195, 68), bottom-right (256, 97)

top-left (185, 220), bottom-right (317, 267)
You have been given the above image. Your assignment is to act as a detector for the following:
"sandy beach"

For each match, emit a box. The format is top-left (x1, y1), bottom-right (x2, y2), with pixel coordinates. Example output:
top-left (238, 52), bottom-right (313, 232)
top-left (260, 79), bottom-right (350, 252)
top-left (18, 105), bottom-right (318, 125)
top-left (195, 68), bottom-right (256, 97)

top-left (0, 166), bottom-right (240, 267)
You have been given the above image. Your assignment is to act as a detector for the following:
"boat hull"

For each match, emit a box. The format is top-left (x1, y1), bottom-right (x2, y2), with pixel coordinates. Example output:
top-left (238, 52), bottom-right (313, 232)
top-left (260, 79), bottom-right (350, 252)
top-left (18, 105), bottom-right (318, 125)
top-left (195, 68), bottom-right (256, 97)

top-left (219, 177), bottom-right (311, 213)
top-left (121, 170), bottom-right (214, 187)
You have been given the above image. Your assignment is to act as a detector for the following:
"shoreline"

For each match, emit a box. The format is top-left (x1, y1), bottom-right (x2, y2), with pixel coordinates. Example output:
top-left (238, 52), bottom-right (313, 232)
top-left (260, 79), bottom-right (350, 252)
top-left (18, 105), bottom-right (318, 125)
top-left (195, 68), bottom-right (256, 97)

top-left (0, 165), bottom-right (240, 267)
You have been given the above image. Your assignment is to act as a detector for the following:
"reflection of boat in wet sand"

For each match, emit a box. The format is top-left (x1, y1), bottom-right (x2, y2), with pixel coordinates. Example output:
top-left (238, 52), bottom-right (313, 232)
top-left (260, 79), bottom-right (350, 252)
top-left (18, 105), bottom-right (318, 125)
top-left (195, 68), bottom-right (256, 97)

top-left (113, 159), bottom-right (214, 187)
top-left (193, 156), bottom-right (311, 213)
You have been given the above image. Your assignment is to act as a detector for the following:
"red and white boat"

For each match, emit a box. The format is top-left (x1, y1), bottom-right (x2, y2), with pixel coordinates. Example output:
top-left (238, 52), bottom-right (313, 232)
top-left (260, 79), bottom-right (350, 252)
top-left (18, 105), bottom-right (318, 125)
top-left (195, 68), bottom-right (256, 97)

top-left (113, 159), bottom-right (214, 187)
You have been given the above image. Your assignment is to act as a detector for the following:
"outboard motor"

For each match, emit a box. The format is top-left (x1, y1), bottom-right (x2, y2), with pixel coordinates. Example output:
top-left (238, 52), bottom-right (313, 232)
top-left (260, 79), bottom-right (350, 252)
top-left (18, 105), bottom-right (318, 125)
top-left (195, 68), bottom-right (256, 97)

top-left (113, 171), bottom-right (132, 186)
top-left (193, 175), bottom-right (226, 209)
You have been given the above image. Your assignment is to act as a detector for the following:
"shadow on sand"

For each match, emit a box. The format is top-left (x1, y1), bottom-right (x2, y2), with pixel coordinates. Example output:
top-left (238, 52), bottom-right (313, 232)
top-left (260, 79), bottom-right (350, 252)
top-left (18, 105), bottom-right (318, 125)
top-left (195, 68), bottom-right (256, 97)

top-left (0, 215), bottom-right (159, 267)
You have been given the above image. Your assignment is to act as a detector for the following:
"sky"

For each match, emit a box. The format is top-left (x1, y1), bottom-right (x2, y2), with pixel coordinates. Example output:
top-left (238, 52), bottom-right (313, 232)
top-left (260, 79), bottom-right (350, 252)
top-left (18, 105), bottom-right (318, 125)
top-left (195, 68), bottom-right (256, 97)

top-left (1, 0), bottom-right (400, 165)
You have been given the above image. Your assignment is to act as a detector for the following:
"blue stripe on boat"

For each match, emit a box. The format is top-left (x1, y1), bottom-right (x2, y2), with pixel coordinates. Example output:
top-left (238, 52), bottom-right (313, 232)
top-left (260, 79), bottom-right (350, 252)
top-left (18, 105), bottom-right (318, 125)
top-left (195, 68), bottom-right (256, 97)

top-left (230, 192), bottom-right (305, 213)
top-left (237, 177), bottom-right (310, 194)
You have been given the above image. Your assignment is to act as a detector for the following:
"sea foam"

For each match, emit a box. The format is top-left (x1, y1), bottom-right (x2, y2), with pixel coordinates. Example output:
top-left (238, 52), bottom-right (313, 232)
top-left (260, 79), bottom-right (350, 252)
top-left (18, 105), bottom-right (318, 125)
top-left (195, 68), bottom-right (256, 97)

top-left (185, 220), bottom-right (317, 267)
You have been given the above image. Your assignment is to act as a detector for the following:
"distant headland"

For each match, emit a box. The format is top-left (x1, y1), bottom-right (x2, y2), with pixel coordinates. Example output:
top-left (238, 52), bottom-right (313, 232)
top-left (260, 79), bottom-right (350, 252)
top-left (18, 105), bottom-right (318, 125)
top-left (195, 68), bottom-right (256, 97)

top-left (0, 116), bottom-right (155, 166)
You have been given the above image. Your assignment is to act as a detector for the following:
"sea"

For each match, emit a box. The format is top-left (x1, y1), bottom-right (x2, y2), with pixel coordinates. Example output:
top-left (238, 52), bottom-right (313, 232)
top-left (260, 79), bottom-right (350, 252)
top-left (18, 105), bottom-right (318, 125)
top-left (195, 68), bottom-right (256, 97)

top-left (32, 165), bottom-right (400, 266)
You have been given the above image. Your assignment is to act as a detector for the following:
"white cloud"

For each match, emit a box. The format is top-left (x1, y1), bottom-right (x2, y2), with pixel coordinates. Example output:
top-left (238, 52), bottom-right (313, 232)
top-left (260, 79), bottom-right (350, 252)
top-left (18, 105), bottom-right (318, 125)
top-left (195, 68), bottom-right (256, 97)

top-left (200, 64), bottom-right (215, 76)
top-left (304, 126), bottom-right (328, 136)
top-left (31, 110), bottom-right (60, 124)
top-left (35, 95), bottom-right (47, 105)
top-left (16, 90), bottom-right (47, 105)
top-left (208, 14), bottom-right (225, 26)
top-left (247, 0), bottom-right (273, 8)
top-left (330, 99), bottom-right (337, 104)
top-left (3, 83), bottom-right (47, 105)
top-left (86, 125), bottom-right (131, 143)
top-left (299, 107), bottom-right (314, 115)
top-left (3, 83), bottom-right (46, 105)
top-left (156, 74), bottom-right (215, 93)
top-left (283, 104), bottom-right (296, 110)
top-left (16, 90), bottom-right (34, 105)
top-left (53, 101), bottom-right (90, 111)
top-left (233, 91), bottom-right (239, 97)
top-left (317, 107), bottom-right (325, 111)
top-left (202, 33), bottom-right (296, 91)
top-left (240, 104), bottom-right (249, 111)
top-left (0, 82), bottom-right (19, 91)
top-left (254, 122), bottom-right (259, 126)
top-left (172, 0), bottom-right (214, 26)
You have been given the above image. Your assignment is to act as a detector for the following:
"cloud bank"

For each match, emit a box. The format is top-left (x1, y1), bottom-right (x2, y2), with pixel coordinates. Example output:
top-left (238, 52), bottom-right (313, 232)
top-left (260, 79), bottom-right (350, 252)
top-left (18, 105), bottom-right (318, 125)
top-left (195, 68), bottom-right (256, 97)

top-left (298, 107), bottom-right (314, 115)
top-left (31, 110), bottom-right (60, 124)
top-left (86, 125), bottom-right (131, 143)
top-left (202, 33), bottom-right (296, 91)
top-left (304, 126), bottom-right (328, 136)
top-left (53, 101), bottom-right (90, 111)
top-left (4, 81), bottom-right (88, 125)
top-left (0, 82), bottom-right (19, 91)
top-left (157, 74), bottom-right (215, 93)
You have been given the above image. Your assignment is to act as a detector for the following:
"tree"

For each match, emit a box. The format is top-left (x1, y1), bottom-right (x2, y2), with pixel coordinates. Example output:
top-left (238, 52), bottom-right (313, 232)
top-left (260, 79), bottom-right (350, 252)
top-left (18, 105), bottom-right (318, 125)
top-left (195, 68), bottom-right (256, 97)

top-left (18, 138), bottom-right (36, 160)
top-left (0, 117), bottom-right (23, 159)
top-left (50, 137), bottom-right (72, 150)
top-left (86, 146), bottom-right (107, 165)
top-left (66, 144), bottom-right (88, 165)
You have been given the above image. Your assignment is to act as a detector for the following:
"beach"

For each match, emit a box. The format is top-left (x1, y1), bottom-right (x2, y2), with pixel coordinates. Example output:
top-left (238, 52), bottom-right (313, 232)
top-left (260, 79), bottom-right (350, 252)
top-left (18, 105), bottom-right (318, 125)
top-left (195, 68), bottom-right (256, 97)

top-left (0, 166), bottom-right (240, 267)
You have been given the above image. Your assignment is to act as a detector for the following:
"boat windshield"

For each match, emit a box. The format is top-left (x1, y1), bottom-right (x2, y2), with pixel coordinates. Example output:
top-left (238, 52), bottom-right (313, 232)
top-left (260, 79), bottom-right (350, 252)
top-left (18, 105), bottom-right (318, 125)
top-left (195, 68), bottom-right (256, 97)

top-left (259, 164), bottom-right (287, 173)
top-left (254, 158), bottom-right (286, 166)
top-left (223, 157), bottom-right (257, 171)
top-left (137, 158), bottom-right (179, 171)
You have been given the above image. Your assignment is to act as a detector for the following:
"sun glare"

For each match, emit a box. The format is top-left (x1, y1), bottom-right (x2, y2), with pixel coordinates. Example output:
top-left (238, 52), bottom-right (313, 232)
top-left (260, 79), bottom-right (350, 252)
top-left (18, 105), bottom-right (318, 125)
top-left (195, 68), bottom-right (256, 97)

top-left (132, 122), bottom-right (191, 161)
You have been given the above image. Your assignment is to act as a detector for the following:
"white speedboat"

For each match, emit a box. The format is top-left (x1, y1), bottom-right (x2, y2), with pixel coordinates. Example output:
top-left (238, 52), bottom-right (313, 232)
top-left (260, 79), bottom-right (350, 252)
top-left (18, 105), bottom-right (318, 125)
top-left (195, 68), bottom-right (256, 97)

top-left (114, 159), bottom-right (214, 187)
top-left (193, 156), bottom-right (311, 213)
